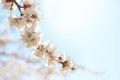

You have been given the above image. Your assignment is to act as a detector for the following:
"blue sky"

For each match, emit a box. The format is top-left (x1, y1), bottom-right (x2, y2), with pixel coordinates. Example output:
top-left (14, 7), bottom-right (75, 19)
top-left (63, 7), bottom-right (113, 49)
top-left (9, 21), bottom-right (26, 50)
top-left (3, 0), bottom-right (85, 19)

top-left (0, 0), bottom-right (120, 80)
top-left (38, 0), bottom-right (120, 80)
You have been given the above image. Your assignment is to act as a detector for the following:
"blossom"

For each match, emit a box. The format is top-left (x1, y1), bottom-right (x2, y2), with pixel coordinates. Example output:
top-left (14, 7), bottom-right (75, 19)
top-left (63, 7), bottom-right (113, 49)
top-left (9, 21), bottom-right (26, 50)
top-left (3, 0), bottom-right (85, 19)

top-left (61, 57), bottom-right (74, 71)
top-left (2, 0), bottom-right (77, 76)
top-left (21, 9), bottom-right (42, 24)
top-left (57, 52), bottom-right (66, 62)
top-left (23, 1), bottom-right (39, 10)
top-left (2, 0), bottom-right (16, 10)
top-left (33, 41), bottom-right (57, 67)
top-left (46, 48), bottom-right (57, 67)
top-left (22, 0), bottom-right (33, 5)
top-left (57, 52), bottom-right (76, 72)
top-left (20, 2), bottom-right (42, 26)
top-left (21, 23), bottom-right (42, 47)
top-left (33, 41), bottom-right (55, 57)
top-left (8, 14), bottom-right (25, 29)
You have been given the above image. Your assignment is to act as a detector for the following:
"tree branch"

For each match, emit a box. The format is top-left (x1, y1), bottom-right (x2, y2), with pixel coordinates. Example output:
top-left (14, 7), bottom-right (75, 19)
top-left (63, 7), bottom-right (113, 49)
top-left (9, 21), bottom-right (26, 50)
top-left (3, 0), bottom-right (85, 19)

top-left (12, 0), bottom-right (23, 16)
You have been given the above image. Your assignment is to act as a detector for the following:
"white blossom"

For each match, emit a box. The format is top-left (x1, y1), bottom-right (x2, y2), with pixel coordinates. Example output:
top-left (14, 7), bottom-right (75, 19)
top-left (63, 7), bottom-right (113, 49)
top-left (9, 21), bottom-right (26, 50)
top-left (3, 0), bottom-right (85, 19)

top-left (46, 49), bottom-right (57, 67)
top-left (58, 52), bottom-right (76, 72)
top-left (23, 1), bottom-right (39, 10)
top-left (57, 52), bottom-right (66, 62)
top-left (1, 0), bottom-right (77, 76)
top-left (33, 41), bottom-right (57, 67)
top-left (33, 44), bottom-right (45, 58)
top-left (20, 2), bottom-right (42, 27)
top-left (61, 57), bottom-right (74, 72)
top-left (8, 14), bottom-right (25, 29)
top-left (2, 0), bottom-right (16, 10)
top-left (22, 0), bottom-right (33, 5)
top-left (21, 9), bottom-right (42, 24)
top-left (21, 24), bottom-right (42, 47)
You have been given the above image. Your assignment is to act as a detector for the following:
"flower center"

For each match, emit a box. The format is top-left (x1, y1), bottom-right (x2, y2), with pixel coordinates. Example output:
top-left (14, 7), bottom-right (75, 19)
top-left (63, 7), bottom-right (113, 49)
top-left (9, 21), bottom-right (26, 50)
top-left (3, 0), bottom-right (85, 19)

top-left (5, 0), bottom-right (12, 3)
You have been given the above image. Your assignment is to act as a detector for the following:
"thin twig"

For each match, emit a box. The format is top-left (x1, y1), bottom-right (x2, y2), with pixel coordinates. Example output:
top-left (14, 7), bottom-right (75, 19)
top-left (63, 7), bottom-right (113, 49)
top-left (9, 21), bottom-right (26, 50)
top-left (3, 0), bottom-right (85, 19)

top-left (12, 0), bottom-right (23, 16)
top-left (10, 1), bottom-right (14, 10)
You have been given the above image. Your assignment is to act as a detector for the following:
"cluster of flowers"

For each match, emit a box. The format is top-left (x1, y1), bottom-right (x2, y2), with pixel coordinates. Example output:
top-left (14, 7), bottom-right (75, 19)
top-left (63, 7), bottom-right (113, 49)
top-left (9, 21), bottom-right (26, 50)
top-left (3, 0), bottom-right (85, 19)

top-left (2, 0), bottom-right (76, 73)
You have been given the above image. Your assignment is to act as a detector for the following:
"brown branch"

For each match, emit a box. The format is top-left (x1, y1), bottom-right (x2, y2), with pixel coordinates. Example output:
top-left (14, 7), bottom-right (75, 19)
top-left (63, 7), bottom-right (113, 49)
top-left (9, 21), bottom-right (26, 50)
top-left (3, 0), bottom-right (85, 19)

top-left (12, 0), bottom-right (23, 16)
top-left (10, 1), bottom-right (14, 10)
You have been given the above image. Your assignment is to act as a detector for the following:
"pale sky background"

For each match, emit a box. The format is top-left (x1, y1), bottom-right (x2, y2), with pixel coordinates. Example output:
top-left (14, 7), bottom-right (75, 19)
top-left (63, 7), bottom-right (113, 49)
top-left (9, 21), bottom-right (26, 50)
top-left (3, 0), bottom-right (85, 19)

top-left (0, 0), bottom-right (120, 80)
top-left (38, 0), bottom-right (120, 80)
